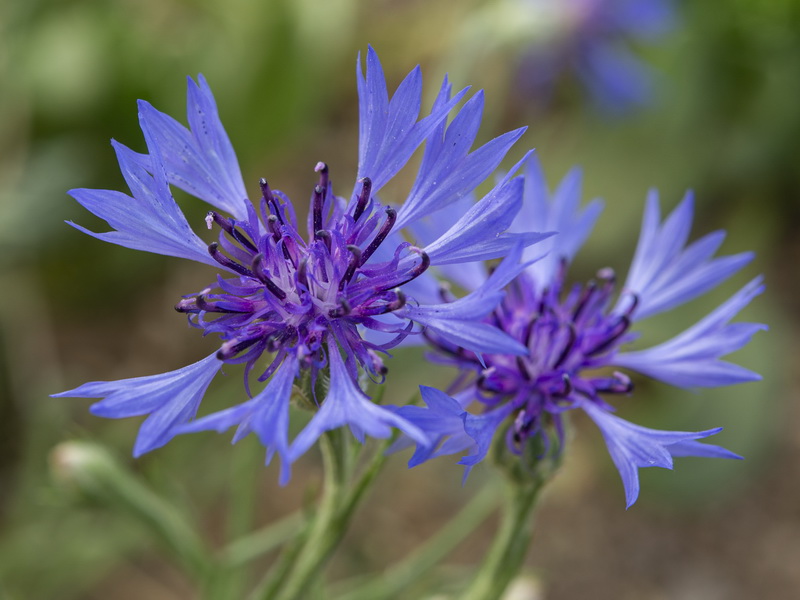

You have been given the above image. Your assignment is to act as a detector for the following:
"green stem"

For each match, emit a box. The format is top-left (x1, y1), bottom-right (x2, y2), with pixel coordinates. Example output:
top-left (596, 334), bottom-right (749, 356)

top-left (334, 485), bottom-right (499, 600)
top-left (221, 510), bottom-right (303, 567)
top-left (264, 433), bottom-right (388, 600)
top-left (256, 429), bottom-right (353, 600)
top-left (460, 475), bottom-right (546, 600)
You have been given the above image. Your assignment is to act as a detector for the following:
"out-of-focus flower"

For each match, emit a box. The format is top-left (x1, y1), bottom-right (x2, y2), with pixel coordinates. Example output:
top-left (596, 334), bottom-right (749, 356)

top-left (397, 155), bottom-right (765, 507)
top-left (458, 0), bottom-right (675, 113)
top-left (54, 47), bottom-right (549, 483)
top-left (519, 0), bottom-right (675, 112)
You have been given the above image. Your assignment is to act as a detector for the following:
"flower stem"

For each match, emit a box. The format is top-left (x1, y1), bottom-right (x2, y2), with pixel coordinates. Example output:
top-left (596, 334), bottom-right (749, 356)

top-left (334, 485), bottom-right (499, 600)
top-left (221, 510), bottom-right (303, 568)
top-left (460, 474), bottom-right (546, 600)
top-left (255, 430), bottom-right (388, 600)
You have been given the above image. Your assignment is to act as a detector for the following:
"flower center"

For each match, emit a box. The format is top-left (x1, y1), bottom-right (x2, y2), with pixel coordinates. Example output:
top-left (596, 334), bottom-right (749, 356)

top-left (428, 263), bottom-right (638, 454)
top-left (176, 163), bottom-right (429, 385)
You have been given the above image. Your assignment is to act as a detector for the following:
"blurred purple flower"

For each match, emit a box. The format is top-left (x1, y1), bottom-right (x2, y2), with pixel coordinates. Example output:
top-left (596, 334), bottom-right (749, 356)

top-left (518, 0), bottom-right (675, 112)
top-left (54, 47), bottom-right (549, 483)
top-left (396, 155), bottom-right (765, 507)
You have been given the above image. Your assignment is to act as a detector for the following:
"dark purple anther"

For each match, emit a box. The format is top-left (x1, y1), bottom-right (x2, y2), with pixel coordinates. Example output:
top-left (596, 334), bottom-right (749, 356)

top-left (559, 373), bottom-right (573, 397)
top-left (516, 356), bottom-right (532, 381)
top-left (280, 235), bottom-right (300, 268)
top-left (312, 184), bottom-right (324, 238)
top-left (622, 292), bottom-right (640, 317)
top-left (267, 215), bottom-right (281, 241)
top-left (296, 257), bottom-right (309, 289)
top-left (175, 297), bottom-right (198, 313)
top-left (572, 281), bottom-right (596, 321)
top-left (386, 289), bottom-right (406, 311)
top-left (353, 177), bottom-right (372, 222)
top-left (208, 211), bottom-right (258, 253)
top-left (390, 250), bottom-right (430, 289)
top-left (329, 298), bottom-right (352, 318)
top-left (586, 316), bottom-right (630, 356)
top-left (208, 242), bottom-right (254, 277)
top-left (553, 323), bottom-right (577, 368)
top-left (195, 294), bottom-right (214, 312)
top-left (315, 230), bottom-right (332, 252)
top-left (359, 206), bottom-right (396, 265)
top-left (339, 245), bottom-right (362, 290)
top-left (217, 336), bottom-right (261, 361)
top-left (251, 253), bottom-right (287, 300)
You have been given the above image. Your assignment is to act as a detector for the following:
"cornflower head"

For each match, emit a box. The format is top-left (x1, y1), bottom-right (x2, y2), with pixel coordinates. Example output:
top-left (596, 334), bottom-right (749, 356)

top-left (54, 47), bottom-right (550, 483)
top-left (396, 156), bottom-right (765, 507)
top-left (516, 0), bottom-right (675, 112)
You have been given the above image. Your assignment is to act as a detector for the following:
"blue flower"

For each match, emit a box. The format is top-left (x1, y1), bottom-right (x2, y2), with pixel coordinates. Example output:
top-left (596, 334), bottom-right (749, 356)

top-left (400, 155), bottom-right (765, 507)
top-left (54, 47), bottom-right (549, 483)
top-left (517, 0), bottom-right (676, 113)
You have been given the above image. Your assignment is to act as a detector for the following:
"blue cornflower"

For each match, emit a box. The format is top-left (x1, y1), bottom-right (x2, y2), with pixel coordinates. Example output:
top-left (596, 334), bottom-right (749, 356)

top-left (396, 156), bottom-right (765, 507)
top-left (517, 0), bottom-right (675, 112)
top-left (54, 48), bottom-right (549, 483)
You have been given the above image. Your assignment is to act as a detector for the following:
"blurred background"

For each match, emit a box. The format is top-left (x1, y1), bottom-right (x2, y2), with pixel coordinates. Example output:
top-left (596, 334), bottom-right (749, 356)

top-left (1, 0), bottom-right (798, 598)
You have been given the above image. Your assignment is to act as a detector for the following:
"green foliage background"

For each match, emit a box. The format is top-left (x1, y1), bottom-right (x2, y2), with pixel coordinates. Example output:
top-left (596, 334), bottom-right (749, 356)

top-left (1, 0), bottom-right (798, 598)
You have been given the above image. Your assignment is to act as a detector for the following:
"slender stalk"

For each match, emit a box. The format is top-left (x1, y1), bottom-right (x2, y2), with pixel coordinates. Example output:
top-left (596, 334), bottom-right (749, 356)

top-left (221, 510), bottom-right (303, 567)
top-left (256, 429), bottom-right (353, 600)
top-left (334, 485), bottom-right (499, 600)
top-left (459, 475), bottom-right (546, 600)
top-left (264, 434), bottom-right (389, 600)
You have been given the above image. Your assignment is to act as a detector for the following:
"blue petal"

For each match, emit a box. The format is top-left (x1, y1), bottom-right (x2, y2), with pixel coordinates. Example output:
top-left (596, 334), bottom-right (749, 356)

top-left (389, 386), bottom-right (471, 467)
top-left (619, 191), bottom-right (754, 320)
top-left (395, 86), bottom-right (526, 230)
top-left (52, 353), bottom-right (223, 457)
top-left (397, 244), bottom-right (532, 355)
top-left (356, 47), bottom-right (468, 193)
top-left (614, 277), bottom-right (766, 388)
top-left (407, 195), bottom-right (489, 291)
top-left (580, 399), bottom-right (741, 508)
top-left (67, 141), bottom-right (216, 266)
top-left (511, 154), bottom-right (603, 287)
top-left (389, 386), bottom-right (511, 481)
top-left (289, 342), bottom-right (428, 460)
top-left (136, 76), bottom-right (249, 219)
top-left (415, 318), bottom-right (528, 356)
top-left (176, 357), bottom-right (298, 485)
top-left (421, 175), bottom-right (554, 265)
top-left (458, 404), bottom-right (514, 469)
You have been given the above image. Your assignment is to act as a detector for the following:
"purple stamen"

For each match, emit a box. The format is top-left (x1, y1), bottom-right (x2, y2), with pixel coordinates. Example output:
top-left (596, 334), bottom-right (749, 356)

top-left (312, 184), bottom-right (324, 238)
top-left (267, 215), bottom-right (281, 241)
top-left (359, 206), bottom-right (396, 265)
top-left (353, 177), bottom-right (372, 222)
top-left (208, 242), bottom-right (254, 277)
top-left (339, 245), bottom-right (362, 291)
top-left (217, 336), bottom-right (262, 360)
top-left (553, 323), bottom-right (577, 368)
top-left (251, 253), bottom-right (287, 300)
top-left (586, 316), bottom-right (630, 356)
